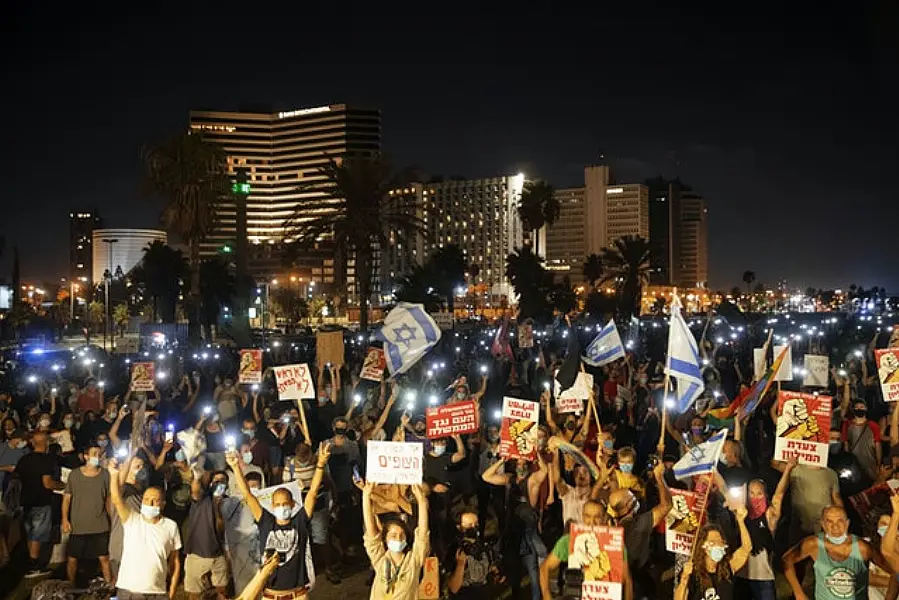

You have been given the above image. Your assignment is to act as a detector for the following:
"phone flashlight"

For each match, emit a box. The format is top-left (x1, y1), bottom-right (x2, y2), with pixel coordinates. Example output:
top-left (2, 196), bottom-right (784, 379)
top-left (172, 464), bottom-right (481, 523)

top-left (203, 406), bottom-right (212, 415)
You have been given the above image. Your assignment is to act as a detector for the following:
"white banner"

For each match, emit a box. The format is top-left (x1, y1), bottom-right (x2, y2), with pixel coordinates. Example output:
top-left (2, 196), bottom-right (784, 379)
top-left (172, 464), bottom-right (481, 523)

top-left (366, 441), bottom-right (423, 484)
top-left (803, 354), bottom-right (829, 388)
top-left (555, 371), bottom-right (593, 401)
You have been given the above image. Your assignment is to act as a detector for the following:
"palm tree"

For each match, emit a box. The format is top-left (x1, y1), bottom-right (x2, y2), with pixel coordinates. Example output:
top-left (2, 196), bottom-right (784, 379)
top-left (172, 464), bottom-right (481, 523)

top-left (426, 244), bottom-right (467, 312)
top-left (308, 295), bottom-right (328, 325)
top-left (283, 153), bottom-right (422, 333)
top-left (88, 301), bottom-right (105, 340)
top-left (131, 241), bottom-right (187, 323)
top-left (112, 304), bottom-right (130, 338)
top-left (742, 270), bottom-right (756, 311)
top-left (142, 131), bottom-right (229, 345)
top-left (270, 287), bottom-right (308, 331)
top-left (505, 246), bottom-right (553, 319)
top-left (582, 254), bottom-right (604, 289)
top-left (393, 266), bottom-right (446, 313)
top-left (517, 179), bottom-right (559, 256)
top-left (199, 257), bottom-right (236, 343)
top-left (600, 236), bottom-right (651, 318)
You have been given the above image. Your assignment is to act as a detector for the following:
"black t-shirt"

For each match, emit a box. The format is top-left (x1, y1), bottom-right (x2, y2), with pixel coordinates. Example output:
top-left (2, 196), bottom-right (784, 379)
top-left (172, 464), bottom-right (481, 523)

top-left (15, 451), bottom-right (57, 507)
top-left (623, 510), bottom-right (654, 570)
top-left (184, 496), bottom-right (224, 557)
top-left (687, 571), bottom-right (734, 600)
top-left (257, 507), bottom-right (311, 590)
top-left (425, 453), bottom-right (453, 486)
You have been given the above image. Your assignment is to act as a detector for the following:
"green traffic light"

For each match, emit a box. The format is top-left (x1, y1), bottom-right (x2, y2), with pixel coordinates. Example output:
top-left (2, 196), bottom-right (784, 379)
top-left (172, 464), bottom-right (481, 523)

top-left (231, 182), bottom-right (251, 194)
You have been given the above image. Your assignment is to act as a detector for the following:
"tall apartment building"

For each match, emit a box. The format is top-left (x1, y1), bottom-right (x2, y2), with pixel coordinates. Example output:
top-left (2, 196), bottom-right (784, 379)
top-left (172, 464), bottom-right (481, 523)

top-left (545, 166), bottom-right (649, 279)
top-left (646, 177), bottom-right (709, 288)
top-left (381, 175), bottom-right (526, 300)
top-left (188, 103), bottom-right (380, 298)
top-left (91, 229), bottom-right (167, 284)
top-left (69, 211), bottom-right (103, 293)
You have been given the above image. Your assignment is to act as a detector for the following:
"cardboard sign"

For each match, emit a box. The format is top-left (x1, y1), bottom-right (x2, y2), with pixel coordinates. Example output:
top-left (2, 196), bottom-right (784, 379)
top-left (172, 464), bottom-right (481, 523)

top-left (753, 348), bottom-right (766, 382)
top-left (803, 354), bottom-right (829, 388)
top-left (418, 556), bottom-right (440, 599)
top-left (568, 525), bottom-right (625, 600)
top-left (554, 371), bottom-right (593, 402)
top-left (518, 323), bottom-right (534, 348)
top-left (130, 362), bottom-right (155, 392)
top-left (366, 441), bottom-right (423, 484)
top-left (876, 349), bottom-right (899, 402)
top-left (773, 345), bottom-right (793, 381)
top-left (849, 479), bottom-right (899, 517)
top-left (556, 396), bottom-right (583, 414)
top-left (273, 363), bottom-right (315, 400)
top-left (774, 391), bottom-right (832, 466)
top-left (499, 397), bottom-right (540, 460)
top-left (425, 401), bottom-right (479, 438)
top-left (665, 489), bottom-right (705, 555)
top-left (316, 331), bottom-right (345, 367)
top-left (238, 349), bottom-right (263, 384)
top-left (360, 347), bottom-right (386, 382)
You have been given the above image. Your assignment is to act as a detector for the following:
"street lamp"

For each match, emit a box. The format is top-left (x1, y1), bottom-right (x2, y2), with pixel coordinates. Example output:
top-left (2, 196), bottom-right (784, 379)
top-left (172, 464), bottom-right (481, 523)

top-left (101, 238), bottom-right (119, 350)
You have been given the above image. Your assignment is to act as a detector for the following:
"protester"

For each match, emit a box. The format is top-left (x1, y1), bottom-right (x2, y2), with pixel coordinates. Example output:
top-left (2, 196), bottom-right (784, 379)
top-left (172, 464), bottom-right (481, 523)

top-left (15, 430), bottom-right (64, 577)
top-left (62, 441), bottom-right (112, 584)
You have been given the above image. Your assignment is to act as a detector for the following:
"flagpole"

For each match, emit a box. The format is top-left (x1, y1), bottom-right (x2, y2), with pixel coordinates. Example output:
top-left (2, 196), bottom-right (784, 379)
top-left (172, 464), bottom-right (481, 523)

top-left (659, 372), bottom-right (671, 452)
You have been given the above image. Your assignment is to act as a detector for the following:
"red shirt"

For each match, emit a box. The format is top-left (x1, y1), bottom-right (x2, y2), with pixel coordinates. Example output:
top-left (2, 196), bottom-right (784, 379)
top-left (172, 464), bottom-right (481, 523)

top-left (840, 419), bottom-right (881, 443)
top-left (76, 389), bottom-right (102, 414)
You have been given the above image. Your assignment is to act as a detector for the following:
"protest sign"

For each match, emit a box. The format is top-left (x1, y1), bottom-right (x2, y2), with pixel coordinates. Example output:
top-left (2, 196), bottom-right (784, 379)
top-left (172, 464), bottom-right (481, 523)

top-left (499, 397), bottom-right (540, 460)
top-left (556, 396), bottom-right (583, 414)
top-left (130, 362), bottom-right (155, 392)
top-left (518, 323), bottom-right (534, 348)
top-left (753, 348), bottom-right (766, 382)
top-left (366, 441), bottom-right (423, 484)
top-left (418, 557), bottom-right (440, 599)
top-left (274, 363), bottom-right (315, 400)
top-left (774, 391), bottom-right (831, 466)
top-left (360, 347), bottom-right (386, 381)
top-left (425, 401), bottom-right (479, 438)
top-left (568, 525), bottom-right (625, 600)
top-left (803, 354), bottom-right (829, 388)
top-left (665, 489), bottom-right (704, 555)
top-left (773, 345), bottom-right (793, 381)
top-left (555, 371), bottom-right (593, 401)
top-left (849, 479), bottom-right (899, 518)
top-left (316, 330), bottom-right (345, 367)
top-left (876, 349), bottom-right (899, 402)
top-left (238, 349), bottom-right (263, 384)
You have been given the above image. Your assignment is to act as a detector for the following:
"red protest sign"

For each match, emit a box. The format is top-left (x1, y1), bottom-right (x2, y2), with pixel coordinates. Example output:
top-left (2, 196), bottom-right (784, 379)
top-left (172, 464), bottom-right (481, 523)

top-left (499, 397), bottom-right (540, 460)
top-left (568, 525), bottom-right (625, 600)
top-left (425, 401), bottom-right (478, 438)
top-left (360, 347), bottom-right (386, 382)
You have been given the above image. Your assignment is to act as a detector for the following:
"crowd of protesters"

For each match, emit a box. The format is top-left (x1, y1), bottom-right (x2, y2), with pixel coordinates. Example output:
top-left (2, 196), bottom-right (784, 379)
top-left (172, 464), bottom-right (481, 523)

top-left (1, 308), bottom-right (899, 600)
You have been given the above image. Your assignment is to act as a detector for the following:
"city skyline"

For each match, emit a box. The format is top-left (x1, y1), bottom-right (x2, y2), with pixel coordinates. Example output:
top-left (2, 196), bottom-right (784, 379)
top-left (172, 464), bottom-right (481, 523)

top-left (2, 3), bottom-right (897, 291)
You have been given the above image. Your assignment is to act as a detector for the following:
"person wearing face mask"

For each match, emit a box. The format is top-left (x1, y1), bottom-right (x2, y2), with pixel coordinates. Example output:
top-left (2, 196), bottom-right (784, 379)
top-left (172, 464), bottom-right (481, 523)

top-left (362, 480), bottom-right (429, 600)
top-left (1, 417), bottom-right (18, 443)
top-left (108, 459), bottom-right (182, 600)
top-left (841, 399), bottom-right (882, 484)
top-left (62, 442), bottom-right (113, 584)
top-left (675, 516), bottom-right (752, 600)
top-left (734, 457), bottom-right (796, 600)
top-left (239, 417), bottom-right (272, 475)
top-left (610, 447), bottom-right (645, 499)
top-left (784, 505), bottom-right (892, 600)
top-left (229, 441), bottom-right (331, 598)
top-left (108, 454), bottom-right (149, 580)
top-left (425, 434), bottom-right (466, 560)
top-left (76, 378), bottom-right (104, 415)
top-left (865, 511), bottom-right (899, 600)
top-left (16, 431), bottom-right (64, 577)
top-left (476, 424), bottom-right (506, 536)
top-left (182, 469), bottom-right (231, 599)
top-left (227, 441), bottom-right (266, 496)
top-left (223, 471), bottom-right (265, 593)
top-left (326, 416), bottom-right (362, 559)
top-left (0, 428), bottom-right (29, 501)
top-left (446, 511), bottom-right (503, 599)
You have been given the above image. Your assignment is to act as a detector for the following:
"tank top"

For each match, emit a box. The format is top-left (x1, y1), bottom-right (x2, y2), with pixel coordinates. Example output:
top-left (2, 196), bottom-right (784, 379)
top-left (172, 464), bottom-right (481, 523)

top-left (813, 534), bottom-right (868, 600)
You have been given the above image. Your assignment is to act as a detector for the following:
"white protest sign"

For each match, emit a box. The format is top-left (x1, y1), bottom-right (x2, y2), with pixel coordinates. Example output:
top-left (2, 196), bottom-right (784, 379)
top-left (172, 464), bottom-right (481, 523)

top-left (554, 371), bottom-right (593, 401)
top-left (366, 441), bottom-right (423, 484)
top-left (773, 345), bottom-right (793, 381)
top-left (753, 348), bottom-right (767, 382)
top-left (273, 363), bottom-right (315, 400)
top-left (803, 354), bottom-right (829, 387)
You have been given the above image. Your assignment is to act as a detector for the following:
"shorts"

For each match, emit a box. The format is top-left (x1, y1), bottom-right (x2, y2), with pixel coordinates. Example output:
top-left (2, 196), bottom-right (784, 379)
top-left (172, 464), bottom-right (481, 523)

top-left (67, 532), bottom-right (110, 559)
top-left (309, 506), bottom-right (329, 545)
top-left (24, 506), bottom-right (53, 543)
top-left (184, 553), bottom-right (229, 593)
top-left (269, 445), bottom-right (283, 468)
top-left (117, 590), bottom-right (169, 600)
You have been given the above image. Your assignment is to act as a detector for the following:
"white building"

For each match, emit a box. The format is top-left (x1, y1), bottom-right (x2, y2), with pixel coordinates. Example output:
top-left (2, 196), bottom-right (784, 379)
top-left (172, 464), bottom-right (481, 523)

top-left (91, 229), bottom-right (167, 284)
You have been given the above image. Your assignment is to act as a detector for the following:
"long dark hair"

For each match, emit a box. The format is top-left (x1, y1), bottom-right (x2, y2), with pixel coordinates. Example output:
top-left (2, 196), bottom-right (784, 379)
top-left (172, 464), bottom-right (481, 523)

top-left (689, 524), bottom-right (733, 590)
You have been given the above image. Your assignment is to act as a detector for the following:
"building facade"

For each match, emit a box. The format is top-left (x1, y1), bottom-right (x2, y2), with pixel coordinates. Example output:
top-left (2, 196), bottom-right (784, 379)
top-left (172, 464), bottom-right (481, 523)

top-left (381, 175), bottom-right (526, 301)
top-left (70, 211), bottom-right (103, 290)
top-left (646, 177), bottom-right (709, 289)
top-left (91, 229), bottom-right (167, 284)
top-left (188, 103), bottom-right (380, 298)
top-left (544, 187), bottom-right (586, 277)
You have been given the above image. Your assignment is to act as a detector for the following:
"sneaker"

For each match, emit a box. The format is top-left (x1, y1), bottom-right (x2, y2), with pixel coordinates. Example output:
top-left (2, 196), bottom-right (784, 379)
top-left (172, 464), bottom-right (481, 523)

top-left (24, 568), bottom-right (49, 578)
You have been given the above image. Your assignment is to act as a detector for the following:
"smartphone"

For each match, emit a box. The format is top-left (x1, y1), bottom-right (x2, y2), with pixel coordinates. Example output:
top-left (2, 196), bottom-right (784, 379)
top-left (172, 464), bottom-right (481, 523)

top-left (165, 431), bottom-right (174, 443)
top-left (352, 465), bottom-right (361, 482)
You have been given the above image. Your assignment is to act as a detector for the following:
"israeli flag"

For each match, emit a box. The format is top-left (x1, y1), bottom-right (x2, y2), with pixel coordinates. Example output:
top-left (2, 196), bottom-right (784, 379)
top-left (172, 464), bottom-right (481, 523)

top-left (583, 320), bottom-right (625, 367)
top-left (665, 295), bottom-right (704, 413)
top-left (673, 429), bottom-right (728, 480)
top-left (375, 302), bottom-right (442, 377)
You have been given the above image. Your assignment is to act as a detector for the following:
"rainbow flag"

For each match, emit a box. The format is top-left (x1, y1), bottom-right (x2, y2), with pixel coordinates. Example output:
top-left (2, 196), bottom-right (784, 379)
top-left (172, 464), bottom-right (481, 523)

top-left (710, 344), bottom-right (790, 421)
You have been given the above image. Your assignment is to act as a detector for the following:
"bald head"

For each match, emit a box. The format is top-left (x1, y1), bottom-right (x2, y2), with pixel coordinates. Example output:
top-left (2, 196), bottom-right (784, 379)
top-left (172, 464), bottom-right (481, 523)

top-left (608, 489), bottom-right (637, 519)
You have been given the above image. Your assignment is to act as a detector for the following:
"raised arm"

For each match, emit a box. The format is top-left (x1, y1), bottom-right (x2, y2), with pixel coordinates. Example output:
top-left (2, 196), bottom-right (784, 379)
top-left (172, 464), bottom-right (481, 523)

top-left (768, 457), bottom-right (795, 528)
top-left (368, 383), bottom-right (397, 439)
top-left (649, 460), bottom-right (672, 527)
top-left (450, 434), bottom-right (466, 463)
top-left (303, 442), bottom-right (331, 517)
top-left (362, 481), bottom-right (378, 537)
top-left (109, 406), bottom-right (128, 448)
top-left (225, 450), bottom-right (263, 521)
top-left (729, 506), bottom-right (752, 573)
top-left (482, 458), bottom-right (510, 487)
top-left (472, 374), bottom-right (488, 405)
top-left (883, 494), bottom-right (899, 571)
top-left (543, 390), bottom-right (559, 433)
top-left (108, 460), bottom-right (132, 522)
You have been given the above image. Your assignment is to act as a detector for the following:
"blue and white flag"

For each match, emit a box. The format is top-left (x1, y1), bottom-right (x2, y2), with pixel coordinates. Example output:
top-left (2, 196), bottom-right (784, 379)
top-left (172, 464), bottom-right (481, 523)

top-left (375, 302), bottom-right (441, 377)
top-left (672, 429), bottom-right (728, 480)
top-left (583, 320), bottom-right (625, 367)
top-left (665, 295), bottom-right (704, 413)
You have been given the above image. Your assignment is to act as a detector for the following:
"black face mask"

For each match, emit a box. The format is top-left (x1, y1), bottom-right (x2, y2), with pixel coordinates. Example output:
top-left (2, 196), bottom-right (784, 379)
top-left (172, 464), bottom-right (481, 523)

top-left (565, 421), bottom-right (576, 431)
top-left (854, 408), bottom-right (867, 418)
top-left (460, 527), bottom-right (479, 539)
top-left (334, 427), bottom-right (347, 436)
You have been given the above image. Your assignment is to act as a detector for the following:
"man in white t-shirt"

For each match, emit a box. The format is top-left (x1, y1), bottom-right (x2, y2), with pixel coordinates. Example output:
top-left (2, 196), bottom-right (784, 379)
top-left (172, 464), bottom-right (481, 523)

top-left (555, 462), bottom-right (602, 528)
top-left (109, 458), bottom-right (182, 599)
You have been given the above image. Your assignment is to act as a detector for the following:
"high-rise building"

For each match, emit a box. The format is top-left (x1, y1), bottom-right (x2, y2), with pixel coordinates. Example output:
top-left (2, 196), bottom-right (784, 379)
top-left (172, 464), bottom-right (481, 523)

top-left (646, 177), bottom-right (709, 288)
top-left (92, 229), bottom-right (168, 284)
top-left (69, 211), bottom-right (103, 292)
top-left (545, 166), bottom-right (649, 280)
top-left (382, 175), bottom-right (526, 301)
top-left (188, 103), bottom-right (380, 297)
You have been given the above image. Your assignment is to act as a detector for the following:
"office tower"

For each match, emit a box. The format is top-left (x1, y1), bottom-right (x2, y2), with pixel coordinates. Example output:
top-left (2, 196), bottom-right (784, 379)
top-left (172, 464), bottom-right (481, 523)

top-left (382, 175), bottom-right (526, 300)
top-left (91, 229), bottom-right (168, 284)
top-left (544, 187), bottom-right (587, 277)
top-left (188, 103), bottom-right (380, 297)
top-left (70, 211), bottom-right (103, 294)
top-left (646, 177), bottom-right (709, 288)
top-left (604, 183), bottom-right (650, 246)
top-left (676, 190), bottom-right (708, 289)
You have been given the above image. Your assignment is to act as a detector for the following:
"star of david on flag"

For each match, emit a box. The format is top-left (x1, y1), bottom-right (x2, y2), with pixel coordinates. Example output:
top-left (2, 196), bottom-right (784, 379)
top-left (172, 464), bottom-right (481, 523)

top-left (582, 319), bottom-right (625, 367)
top-left (375, 302), bottom-right (442, 377)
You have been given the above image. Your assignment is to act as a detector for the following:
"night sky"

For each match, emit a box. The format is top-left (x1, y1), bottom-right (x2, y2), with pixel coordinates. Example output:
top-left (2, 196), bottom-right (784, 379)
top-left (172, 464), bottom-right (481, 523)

top-left (2, 2), bottom-right (897, 292)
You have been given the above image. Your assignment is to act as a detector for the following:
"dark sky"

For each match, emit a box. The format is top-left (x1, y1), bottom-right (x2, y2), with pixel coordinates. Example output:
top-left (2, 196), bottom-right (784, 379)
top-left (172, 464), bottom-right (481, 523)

top-left (2, 1), bottom-right (898, 292)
